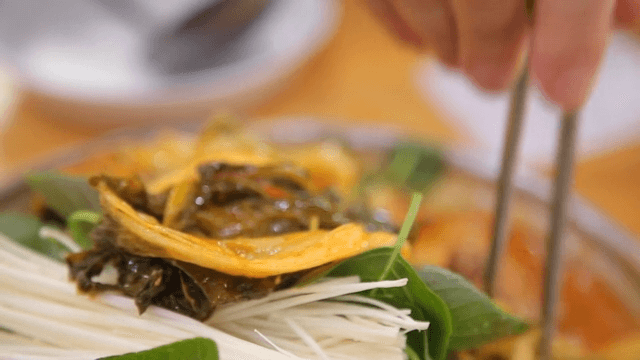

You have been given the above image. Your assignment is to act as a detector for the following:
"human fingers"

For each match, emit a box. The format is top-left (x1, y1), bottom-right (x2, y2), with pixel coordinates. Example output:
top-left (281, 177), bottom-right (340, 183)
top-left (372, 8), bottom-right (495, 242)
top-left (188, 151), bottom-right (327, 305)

top-left (614, 0), bottom-right (640, 27)
top-left (391, 0), bottom-right (459, 67)
top-left (449, 0), bottom-right (528, 91)
top-left (530, 0), bottom-right (616, 111)
top-left (367, 0), bottom-right (426, 47)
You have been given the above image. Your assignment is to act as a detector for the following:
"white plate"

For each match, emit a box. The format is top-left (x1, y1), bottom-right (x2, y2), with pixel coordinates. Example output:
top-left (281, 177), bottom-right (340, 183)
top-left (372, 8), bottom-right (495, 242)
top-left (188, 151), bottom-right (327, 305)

top-left (0, 0), bottom-right (340, 124)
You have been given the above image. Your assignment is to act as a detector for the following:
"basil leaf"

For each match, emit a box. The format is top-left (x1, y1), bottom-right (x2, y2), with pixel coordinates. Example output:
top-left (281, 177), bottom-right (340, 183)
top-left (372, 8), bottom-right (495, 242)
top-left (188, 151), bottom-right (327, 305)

top-left (417, 265), bottom-right (529, 350)
top-left (67, 210), bottom-right (101, 249)
top-left (99, 337), bottom-right (218, 360)
top-left (326, 247), bottom-right (452, 360)
top-left (377, 192), bottom-right (423, 282)
top-left (0, 212), bottom-right (67, 262)
top-left (386, 143), bottom-right (446, 193)
top-left (25, 171), bottom-right (100, 218)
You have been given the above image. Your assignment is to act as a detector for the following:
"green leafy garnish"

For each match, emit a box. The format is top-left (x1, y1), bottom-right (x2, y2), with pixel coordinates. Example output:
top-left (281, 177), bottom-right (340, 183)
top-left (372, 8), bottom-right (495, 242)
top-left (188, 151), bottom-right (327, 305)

top-left (324, 145), bottom-right (451, 360)
top-left (26, 171), bottom-right (101, 218)
top-left (353, 143), bottom-right (445, 204)
top-left (386, 142), bottom-right (446, 193)
top-left (0, 212), bottom-right (67, 261)
top-left (99, 337), bottom-right (218, 360)
top-left (417, 266), bottom-right (529, 350)
top-left (377, 191), bottom-right (423, 282)
top-left (67, 210), bottom-right (101, 249)
top-left (375, 143), bottom-right (444, 296)
top-left (326, 247), bottom-right (453, 360)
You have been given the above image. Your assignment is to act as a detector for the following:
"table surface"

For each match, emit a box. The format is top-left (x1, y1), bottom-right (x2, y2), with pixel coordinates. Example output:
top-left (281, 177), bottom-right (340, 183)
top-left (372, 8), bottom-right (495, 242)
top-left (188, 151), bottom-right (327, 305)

top-left (1, 0), bottom-right (639, 237)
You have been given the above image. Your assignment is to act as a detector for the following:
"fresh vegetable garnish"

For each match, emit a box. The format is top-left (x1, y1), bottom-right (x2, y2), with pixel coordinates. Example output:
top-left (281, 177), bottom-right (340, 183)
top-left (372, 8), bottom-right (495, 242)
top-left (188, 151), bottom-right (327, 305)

top-left (377, 191), bottom-right (423, 284)
top-left (0, 212), bottom-right (68, 262)
top-left (386, 142), bottom-right (445, 194)
top-left (417, 265), bottom-right (529, 350)
top-left (100, 338), bottom-right (219, 360)
top-left (26, 171), bottom-right (101, 217)
top-left (310, 226), bottom-right (528, 360)
top-left (297, 142), bottom-right (527, 360)
top-left (325, 247), bottom-right (452, 360)
top-left (354, 142), bottom-right (445, 201)
top-left (67, 210), bottom-right (101, 249)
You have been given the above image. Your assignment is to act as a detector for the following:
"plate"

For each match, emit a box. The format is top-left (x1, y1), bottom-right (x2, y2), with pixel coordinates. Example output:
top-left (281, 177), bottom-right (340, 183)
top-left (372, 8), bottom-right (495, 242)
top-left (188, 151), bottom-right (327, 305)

top-left (1, 118), bottom-right (639, 351)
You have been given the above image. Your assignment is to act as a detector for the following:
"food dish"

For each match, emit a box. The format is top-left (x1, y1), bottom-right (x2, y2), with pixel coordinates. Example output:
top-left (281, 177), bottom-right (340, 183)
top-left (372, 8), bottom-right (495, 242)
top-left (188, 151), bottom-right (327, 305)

top-left (1, 118), bottom-right (639, 359)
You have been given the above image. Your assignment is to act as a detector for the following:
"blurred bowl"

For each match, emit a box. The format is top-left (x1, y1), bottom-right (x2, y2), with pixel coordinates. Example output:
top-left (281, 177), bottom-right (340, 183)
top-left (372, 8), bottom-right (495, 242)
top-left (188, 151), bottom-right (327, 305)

top-left (0, 0), bottom-right (340, 126)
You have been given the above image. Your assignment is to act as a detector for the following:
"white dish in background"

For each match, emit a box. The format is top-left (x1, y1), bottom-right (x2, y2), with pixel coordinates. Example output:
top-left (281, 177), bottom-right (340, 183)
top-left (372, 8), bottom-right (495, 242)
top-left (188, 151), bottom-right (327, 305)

top-left (415, 32), bottom-right (640, 172)
top-left (0, 0), bottom-right (340, 125)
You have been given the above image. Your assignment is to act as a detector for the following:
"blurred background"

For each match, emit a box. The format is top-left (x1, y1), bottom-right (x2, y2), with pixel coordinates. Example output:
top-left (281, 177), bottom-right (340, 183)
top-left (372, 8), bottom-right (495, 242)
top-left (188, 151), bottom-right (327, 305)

top-left (0, 0), bottom-right (639, 237)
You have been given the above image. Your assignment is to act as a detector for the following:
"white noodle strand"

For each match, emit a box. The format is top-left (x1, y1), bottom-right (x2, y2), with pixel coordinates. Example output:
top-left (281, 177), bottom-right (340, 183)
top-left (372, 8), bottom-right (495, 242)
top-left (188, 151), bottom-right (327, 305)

top-left (210, 279), bottom-right (408, 323)
top-left (285, 318), bottom-right (330, 360)
top-left (253, 329), bottom-right (301, 359)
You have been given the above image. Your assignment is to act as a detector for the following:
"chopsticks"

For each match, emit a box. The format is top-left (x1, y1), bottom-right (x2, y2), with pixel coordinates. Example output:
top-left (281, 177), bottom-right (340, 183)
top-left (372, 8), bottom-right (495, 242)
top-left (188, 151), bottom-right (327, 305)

top-left (482, 61), bottom-right (529, 298)
top-left (539, 110), bottom-right (579, 360)
top-left (482, 62), bottom-right (581, 359)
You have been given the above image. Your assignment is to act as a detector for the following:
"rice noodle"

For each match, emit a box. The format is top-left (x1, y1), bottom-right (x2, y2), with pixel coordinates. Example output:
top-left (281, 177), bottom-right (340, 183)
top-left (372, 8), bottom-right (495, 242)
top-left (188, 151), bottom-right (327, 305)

top-left (0, 237), bottom-right (430, 360)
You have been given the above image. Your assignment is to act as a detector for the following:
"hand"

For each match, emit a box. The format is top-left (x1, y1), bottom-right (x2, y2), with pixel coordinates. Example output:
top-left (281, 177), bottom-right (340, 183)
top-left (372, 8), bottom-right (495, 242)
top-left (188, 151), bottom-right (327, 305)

top-left (368, 0), bottom-right (640, 110)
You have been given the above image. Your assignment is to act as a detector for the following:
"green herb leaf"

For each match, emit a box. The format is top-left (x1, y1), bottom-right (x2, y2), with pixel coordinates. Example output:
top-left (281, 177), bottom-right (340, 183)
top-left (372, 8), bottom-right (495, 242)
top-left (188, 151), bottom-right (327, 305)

top-left (26, 171), bottom-right (101, 218)
top-left (386, 143), bottom-right (446, 193)
top-left (326, 247), bottom-right (453, 360)
top-left (377, 191), bottom-right (423, 283)
top-left (99, 337), bottom-right (218, 360)
top-left (416, 265), bottom-right (529, 350)
top-left (405, 345), bottom-right (427, 360)
top-left (67, 210), bottom-right (101, 249)
top-left (0, 212), bottom-right (67, 261)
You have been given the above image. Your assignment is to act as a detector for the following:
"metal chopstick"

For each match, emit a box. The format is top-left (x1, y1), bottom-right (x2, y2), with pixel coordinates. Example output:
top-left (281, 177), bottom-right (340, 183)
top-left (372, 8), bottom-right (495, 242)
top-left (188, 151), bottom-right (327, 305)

top-left (482, 59), bottom-right (581, 359)
top-left (484, 0), bottom-right (535, 299)
top-left (539, 111), bottom-right (579, 360)
top-left (483, 60), bottom-right (529, 297)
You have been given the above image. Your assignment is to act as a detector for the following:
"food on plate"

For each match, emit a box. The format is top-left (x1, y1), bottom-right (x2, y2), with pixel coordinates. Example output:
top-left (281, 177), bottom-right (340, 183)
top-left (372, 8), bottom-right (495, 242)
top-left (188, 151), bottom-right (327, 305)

top-left (0, 118), bottom-right (638, 360)
top-left (67, 164), bottom-right (397, 320)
